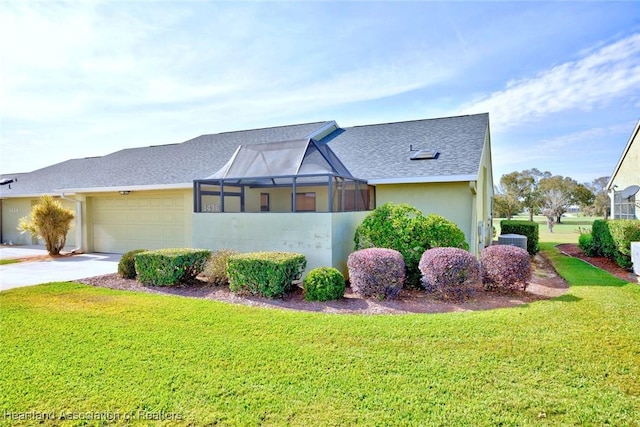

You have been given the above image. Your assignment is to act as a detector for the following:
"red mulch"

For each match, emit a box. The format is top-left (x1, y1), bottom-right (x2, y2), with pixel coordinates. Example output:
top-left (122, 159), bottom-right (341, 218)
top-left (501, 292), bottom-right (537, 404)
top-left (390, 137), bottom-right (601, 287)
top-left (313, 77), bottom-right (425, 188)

top-left (555, 243), bottom-right (637, 282)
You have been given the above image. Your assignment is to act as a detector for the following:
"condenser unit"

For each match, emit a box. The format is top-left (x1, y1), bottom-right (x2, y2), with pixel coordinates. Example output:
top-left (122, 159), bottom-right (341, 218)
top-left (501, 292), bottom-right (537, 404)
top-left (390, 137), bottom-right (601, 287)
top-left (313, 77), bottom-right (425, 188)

top-left (498, 234), bottom-right (527, 250)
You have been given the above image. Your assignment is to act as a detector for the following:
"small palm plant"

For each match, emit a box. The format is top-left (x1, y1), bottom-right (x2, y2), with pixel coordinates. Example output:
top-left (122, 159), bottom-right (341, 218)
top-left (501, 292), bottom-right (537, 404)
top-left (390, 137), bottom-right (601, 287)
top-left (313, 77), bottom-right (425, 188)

top-left (18, 195), bottom-right (75, 255)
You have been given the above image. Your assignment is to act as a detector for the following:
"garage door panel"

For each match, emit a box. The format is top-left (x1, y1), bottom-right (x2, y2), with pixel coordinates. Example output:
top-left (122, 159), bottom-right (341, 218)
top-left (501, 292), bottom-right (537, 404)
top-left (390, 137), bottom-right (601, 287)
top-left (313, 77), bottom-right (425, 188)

top-left (92, 195), bottom-right (185, 253)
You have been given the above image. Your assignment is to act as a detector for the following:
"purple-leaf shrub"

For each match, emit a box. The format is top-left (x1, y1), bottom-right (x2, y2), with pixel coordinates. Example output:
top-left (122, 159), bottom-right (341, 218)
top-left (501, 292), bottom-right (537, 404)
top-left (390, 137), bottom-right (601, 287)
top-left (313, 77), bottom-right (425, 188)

top-left (418, 247), bottom-right (481, 301)
top-left (347, 248), bottom-right (405, 300)
top-left (481, 245), bottom-right (531, 292)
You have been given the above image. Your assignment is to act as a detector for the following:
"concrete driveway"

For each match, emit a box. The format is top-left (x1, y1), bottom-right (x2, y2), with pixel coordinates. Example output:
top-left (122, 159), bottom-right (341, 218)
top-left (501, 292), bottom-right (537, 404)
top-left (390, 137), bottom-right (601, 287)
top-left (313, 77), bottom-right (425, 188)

top-left (0, 246), bottom-right (119, 291)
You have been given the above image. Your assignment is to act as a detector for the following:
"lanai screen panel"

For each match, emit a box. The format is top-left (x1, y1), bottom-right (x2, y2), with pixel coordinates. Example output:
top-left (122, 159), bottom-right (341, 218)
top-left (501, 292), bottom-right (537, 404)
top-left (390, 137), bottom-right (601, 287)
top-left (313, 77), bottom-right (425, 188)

top-left (210, 139), bottom-right (309, 180)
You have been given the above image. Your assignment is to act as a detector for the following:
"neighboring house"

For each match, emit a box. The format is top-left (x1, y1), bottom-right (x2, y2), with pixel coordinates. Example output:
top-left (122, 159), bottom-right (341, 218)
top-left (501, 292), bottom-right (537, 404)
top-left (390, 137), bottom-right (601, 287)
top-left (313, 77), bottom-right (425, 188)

top-left (607, 119), bottom-right (640, 220)
top-left (0, 113), bottom-right (494, 275)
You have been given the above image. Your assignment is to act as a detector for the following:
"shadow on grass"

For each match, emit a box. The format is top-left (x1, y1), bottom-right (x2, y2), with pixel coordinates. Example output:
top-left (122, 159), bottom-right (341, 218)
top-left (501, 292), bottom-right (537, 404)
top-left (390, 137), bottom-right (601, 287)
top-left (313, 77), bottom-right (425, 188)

top-left (553, 294), bottom-right (582, 303)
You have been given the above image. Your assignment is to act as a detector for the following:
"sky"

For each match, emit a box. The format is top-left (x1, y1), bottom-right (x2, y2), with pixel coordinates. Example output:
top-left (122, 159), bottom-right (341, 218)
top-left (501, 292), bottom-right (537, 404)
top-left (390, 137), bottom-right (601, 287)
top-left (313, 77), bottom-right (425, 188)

top-left (1, 1), bottom-right (639, 185)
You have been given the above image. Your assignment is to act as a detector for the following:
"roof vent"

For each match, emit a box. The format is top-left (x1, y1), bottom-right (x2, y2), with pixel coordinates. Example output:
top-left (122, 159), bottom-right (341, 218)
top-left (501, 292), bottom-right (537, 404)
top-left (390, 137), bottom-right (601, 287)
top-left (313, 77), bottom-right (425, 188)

top-left (410, 149), bottom-right (439, 160)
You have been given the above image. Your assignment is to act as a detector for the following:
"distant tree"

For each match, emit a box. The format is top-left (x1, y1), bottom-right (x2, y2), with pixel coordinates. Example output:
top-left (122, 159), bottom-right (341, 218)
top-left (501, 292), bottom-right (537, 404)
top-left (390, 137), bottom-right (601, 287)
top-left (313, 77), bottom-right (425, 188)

top-left (573, 183), bottom-right (595, 211)
top-left (542, 208), bottom-right (555, 233)
top-left (493, 191), bottom-right (521, 219)
top-left (500, 169), bottom-right (549, 221)
top-left (584, 176), bottom-right (610, 218)
top-left (18, 195), bottom-right (75, 255)
top-left (539, 175), bottom-right (586, 224)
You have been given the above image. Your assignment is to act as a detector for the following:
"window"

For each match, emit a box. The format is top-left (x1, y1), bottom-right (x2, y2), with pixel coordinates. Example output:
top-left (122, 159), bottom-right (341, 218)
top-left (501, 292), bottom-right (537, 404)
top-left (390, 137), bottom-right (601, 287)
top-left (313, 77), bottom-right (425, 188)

top-left (344, 189), bottom-right (371, 211)
top-left (410, 150), bottom-right (439, 160)
top-left (260, 193), bottom-right (270, 212)
top-left (294, 192), bottom-right (316, 212)
top-left (614, 193), bottom-right (636, 219)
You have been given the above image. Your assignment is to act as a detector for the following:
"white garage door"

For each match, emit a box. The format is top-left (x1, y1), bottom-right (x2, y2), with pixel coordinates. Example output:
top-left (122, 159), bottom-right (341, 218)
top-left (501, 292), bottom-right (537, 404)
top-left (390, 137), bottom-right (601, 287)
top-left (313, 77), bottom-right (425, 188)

top-left (92, 194), bottom-right (187, 253)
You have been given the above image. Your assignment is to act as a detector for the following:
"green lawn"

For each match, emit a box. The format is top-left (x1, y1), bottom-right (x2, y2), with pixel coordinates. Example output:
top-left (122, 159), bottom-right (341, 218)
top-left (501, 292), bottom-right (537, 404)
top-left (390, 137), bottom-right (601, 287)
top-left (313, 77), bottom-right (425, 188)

top-left (495, 214), bottom-right (599, 244)
top-left (1, 245), bottom-right (639, 426)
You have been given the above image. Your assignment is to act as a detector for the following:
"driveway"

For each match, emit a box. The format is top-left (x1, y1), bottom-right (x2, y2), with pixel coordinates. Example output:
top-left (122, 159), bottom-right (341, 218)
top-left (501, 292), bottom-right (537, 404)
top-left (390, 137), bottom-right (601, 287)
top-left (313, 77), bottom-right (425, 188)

top-left (0, 246), bottom-right (119, 291)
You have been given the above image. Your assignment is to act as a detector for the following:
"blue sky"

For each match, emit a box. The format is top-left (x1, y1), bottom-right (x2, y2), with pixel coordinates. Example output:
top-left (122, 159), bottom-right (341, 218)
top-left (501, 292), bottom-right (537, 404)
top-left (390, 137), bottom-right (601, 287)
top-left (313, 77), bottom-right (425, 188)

top-left (1, 1), bottom-right (639, 184)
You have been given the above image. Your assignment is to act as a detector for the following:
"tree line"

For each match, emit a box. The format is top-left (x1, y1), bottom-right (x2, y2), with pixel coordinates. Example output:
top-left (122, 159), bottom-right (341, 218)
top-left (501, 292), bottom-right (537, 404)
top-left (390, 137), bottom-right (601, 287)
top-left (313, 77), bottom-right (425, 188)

top-left (493, 169), bottom-right (610, 223)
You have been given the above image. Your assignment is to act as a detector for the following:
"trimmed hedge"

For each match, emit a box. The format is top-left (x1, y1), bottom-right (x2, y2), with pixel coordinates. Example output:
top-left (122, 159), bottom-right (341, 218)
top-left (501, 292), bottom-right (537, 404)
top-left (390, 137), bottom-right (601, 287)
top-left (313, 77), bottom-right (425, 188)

top-left (592, 219), bottom-right (640, 269)
top-left (303, 267), bottom-right (345, 302)
top-left (227, 252), bottom-right (306, 299)
top-left (481, 245), bottom-right (531, 292)
top-left (135, 248), bottom-right (212, 286)
top-left (607, 220), bottom-right (640, 269)
top-left (591, 219), bottom-right (614, 257)
top-left (347, 248), bottom-right (405, 300)
top-left (203, 249), bottom-right (239, 286)
top-left (117, 249), bottom-right (147, 279)
top-left (578, 233), bottom-right (597, 257)
top-left (354, 202), bottom-right (468, 288)
top-left (418, 247), bottom-right (481, 301)
top-left (500, 220), bottom-right (539, 255)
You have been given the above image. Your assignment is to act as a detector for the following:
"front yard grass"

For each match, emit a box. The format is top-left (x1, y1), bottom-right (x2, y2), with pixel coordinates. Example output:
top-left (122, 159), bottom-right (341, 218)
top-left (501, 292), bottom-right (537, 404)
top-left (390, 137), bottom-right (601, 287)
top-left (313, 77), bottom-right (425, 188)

top-left (1, 244), bottom-right (639, 426)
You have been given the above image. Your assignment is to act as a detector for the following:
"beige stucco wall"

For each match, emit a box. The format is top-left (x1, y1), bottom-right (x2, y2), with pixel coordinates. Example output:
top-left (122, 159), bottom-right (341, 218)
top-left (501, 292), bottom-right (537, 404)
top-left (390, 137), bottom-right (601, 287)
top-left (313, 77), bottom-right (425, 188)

top-left (375, 181), bottom-right (476, 253)
top-left (477, 129), bottom-right (495, 249)
top-left (192, 211), bottom-right (367, 277)
top-left (1, 198), bottom-right (34, 245)
top-left (609, 125), bottom-right (639, 219)
top-left (1, 197), bottom-right (77, 247)
top-left (611, 127), bottom-right (640, 190)
top-left (331, 212), bottom-right (369, 275)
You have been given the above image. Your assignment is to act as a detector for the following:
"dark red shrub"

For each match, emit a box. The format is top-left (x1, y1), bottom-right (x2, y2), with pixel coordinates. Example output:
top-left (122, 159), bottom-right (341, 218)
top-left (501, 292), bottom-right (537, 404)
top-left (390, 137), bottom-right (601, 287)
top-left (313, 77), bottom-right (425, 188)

top-left (347, 248), bottom-right (405, 300)
top-left (418, 247), bottom-right (481, 301)
top-left (481, 245), bottom-right (531, 291)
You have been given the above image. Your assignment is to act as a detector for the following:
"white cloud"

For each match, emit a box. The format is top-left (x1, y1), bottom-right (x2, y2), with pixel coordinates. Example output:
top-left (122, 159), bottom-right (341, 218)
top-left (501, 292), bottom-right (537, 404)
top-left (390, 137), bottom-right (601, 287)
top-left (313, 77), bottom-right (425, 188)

top-left (458, 33), bottom-right (640, 130)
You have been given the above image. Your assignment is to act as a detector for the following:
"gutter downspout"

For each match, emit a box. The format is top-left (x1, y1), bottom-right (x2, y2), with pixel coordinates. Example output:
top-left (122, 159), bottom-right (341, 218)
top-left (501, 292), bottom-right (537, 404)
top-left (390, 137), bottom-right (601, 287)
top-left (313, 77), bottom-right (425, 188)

top-left (61, 193), bottom-right (83, 253)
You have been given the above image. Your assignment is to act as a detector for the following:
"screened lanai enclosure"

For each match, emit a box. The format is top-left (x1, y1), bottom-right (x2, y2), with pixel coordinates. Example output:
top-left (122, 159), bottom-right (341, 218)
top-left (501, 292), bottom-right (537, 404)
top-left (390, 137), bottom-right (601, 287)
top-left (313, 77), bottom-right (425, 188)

top-left (193, 139), bottom-right (374, 213)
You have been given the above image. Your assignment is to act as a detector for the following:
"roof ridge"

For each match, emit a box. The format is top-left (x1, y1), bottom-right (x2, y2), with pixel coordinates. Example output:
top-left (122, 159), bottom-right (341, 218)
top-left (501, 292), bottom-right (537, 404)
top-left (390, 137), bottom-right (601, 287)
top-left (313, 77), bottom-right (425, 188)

top-left (348, 113), bottom-right (488, 129)
top-left (214, 121), bottom-right (331, 136)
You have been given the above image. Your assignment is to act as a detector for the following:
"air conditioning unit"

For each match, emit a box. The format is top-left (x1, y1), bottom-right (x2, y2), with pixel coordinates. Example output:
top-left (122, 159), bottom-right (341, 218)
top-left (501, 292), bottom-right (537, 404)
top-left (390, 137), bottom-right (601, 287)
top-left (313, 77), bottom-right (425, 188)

top-left (498, 234), bottom-right (527, 250)
top-left (631, 242), bottom-right (640, 277)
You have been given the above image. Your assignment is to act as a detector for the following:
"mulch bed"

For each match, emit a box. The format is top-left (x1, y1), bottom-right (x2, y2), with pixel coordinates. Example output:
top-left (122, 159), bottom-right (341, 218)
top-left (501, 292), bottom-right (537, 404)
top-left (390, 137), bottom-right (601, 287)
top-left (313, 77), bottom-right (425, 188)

top-left (77, 252), bottom-right (570, 315)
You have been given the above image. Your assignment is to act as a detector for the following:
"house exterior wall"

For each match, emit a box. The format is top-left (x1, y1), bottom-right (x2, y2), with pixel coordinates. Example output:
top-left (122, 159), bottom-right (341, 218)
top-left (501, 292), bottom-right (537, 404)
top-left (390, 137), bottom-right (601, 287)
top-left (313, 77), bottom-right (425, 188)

top-left (375, 182), bottom-right (478, 255)
top-left (331, 211), bottom-right (369, 275)
top-left (477, 129), bottom-right (495, 249)
top-left (192, 211), bottom-right (367, 276)
top-left (1, 197), bottom-right (77, 247)
top-left (609, 123), bottom-right (639, 219)
top-left (1, 198), bottom-right (34, 245)
top-left (611, 127), bottom-right (640, 190)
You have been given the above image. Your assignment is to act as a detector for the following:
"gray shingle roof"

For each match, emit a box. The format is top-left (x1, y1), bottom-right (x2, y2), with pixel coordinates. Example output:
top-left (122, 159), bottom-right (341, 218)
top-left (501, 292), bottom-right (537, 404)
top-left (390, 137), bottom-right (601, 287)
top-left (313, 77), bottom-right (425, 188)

top-left (0, 114), bottom-right (489, 197)
top-left (326, 113), bottom-right (489, 182)
top-left (0, 122), bottom-right (332, 196)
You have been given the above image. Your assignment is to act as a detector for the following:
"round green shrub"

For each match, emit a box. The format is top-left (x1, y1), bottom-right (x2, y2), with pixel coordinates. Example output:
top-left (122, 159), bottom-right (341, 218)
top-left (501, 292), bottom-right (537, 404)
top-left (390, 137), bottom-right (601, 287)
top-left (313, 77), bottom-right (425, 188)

top-left (419, 247), bottom-right (481, 301)
top-left (117, 249), bottom-right (147, 279)
top-left (347, 248), bottom-right (405, 300)
top-left (204, 249), bottom-right (239, 286)
top-left (303, 267), bottom-right (345, 301)
top-left (423, 214), bottom-right (469, 250)
top-left (354, 202), bottom-right (468, 288)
